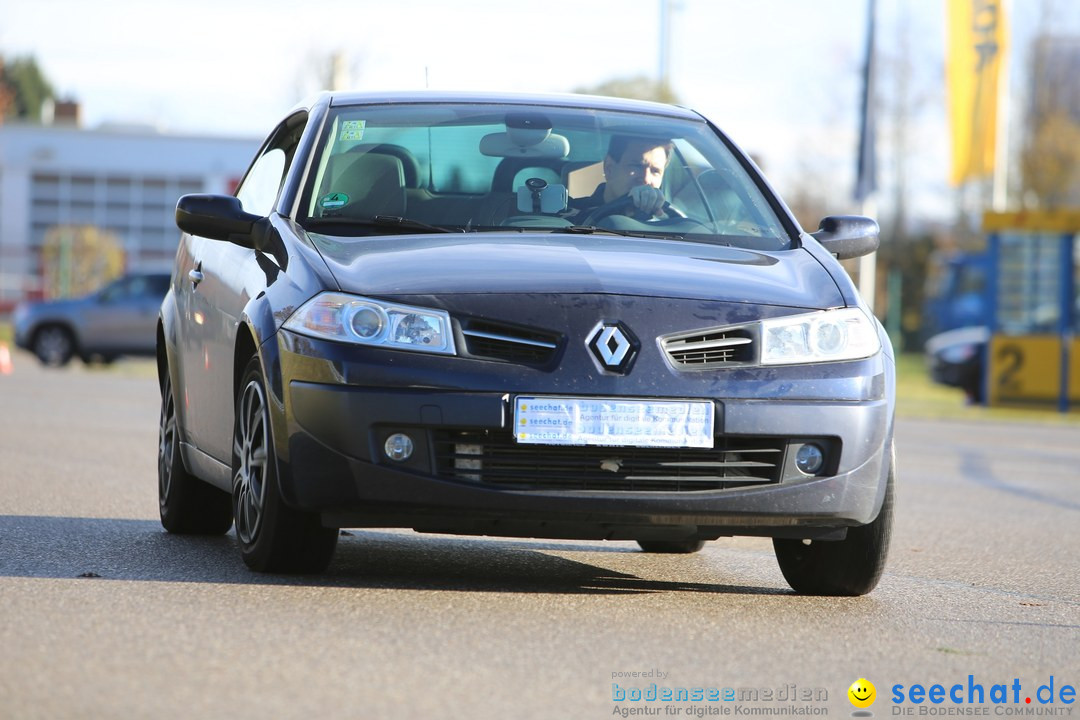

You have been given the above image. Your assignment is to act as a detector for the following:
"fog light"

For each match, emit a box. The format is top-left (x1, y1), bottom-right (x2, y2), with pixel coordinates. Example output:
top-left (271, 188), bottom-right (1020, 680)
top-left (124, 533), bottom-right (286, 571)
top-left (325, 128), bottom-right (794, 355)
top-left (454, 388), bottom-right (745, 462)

top-left (384, 433), bottom-right (414, 462)
top-left (795, 443), bottom-right (824, 475)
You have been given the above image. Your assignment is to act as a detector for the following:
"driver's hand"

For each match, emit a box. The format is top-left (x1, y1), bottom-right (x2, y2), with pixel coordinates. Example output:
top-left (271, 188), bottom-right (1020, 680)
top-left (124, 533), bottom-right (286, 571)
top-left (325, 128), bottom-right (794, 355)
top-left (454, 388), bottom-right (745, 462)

top-left (628, 185), bottom-right (666, 216)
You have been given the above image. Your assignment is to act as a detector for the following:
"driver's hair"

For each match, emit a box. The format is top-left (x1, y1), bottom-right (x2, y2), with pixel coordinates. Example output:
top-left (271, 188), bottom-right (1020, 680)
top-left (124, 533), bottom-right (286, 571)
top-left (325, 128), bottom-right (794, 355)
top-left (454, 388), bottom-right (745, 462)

top-left (606, 135), bottom-right (673, 163)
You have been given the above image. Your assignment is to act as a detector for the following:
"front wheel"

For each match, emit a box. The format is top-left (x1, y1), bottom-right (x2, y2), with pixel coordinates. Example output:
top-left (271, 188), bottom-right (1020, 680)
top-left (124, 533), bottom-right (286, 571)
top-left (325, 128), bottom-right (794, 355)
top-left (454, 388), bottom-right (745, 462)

top-left (232, 355), bottom-right (338, 573)
top-left (33, 325), bottom-right (75, 366)
top-left (773, 444), bottom-right (895, 596)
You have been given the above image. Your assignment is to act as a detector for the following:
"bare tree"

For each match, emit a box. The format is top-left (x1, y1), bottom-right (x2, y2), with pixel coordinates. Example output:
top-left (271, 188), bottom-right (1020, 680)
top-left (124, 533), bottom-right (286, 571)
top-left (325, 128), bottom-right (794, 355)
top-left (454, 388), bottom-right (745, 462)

top-left (1018, 30), bottom-right (1080, 209)
top-left (573, 76), bottom-right (680, 105)
top-left (292, 49), bottom-right (364, 99)
top-left (870, 4), bottom-right (945, 341)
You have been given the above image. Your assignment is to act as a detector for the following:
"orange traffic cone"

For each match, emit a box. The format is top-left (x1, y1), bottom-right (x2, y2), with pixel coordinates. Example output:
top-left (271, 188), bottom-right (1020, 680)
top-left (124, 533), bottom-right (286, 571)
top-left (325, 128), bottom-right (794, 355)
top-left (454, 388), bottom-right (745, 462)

top-left (0, 343), bottom-right (12, 375)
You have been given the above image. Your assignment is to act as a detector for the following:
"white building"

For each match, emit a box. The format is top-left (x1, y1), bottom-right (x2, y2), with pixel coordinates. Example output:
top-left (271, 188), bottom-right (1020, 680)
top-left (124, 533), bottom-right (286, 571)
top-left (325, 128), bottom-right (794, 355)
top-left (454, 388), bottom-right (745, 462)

top-left (0, 123), bottom-right (260, 309)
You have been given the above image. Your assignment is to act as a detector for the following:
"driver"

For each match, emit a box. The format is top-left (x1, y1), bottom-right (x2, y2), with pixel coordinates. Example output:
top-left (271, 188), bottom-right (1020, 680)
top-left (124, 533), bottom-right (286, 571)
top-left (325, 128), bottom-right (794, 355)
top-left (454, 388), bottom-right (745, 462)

top-left (569, 135), bottom-right (673, 221)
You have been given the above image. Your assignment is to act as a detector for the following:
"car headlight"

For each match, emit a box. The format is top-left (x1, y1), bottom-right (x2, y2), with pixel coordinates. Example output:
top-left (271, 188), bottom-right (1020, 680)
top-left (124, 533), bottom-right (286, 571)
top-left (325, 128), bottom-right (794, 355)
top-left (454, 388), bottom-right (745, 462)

top-left (284, 292), bottom-right (455, 355)
top-left (940, 344), bottom-right (976, 364)
top-left (760, 308), bottom-right (880, 365)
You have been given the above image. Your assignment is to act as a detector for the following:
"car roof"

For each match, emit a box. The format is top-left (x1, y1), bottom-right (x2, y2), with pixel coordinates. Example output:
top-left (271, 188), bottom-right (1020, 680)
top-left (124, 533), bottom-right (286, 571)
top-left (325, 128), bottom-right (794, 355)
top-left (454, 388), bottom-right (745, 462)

top-left (318, 90), bottom-right (703, 121)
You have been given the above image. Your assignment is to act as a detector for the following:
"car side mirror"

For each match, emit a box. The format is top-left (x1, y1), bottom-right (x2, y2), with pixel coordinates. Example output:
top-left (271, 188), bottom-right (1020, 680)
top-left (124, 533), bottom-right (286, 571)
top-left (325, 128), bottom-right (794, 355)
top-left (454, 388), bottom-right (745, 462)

top-left (810, 215), bottom-right (880, 260)
top-left (176, 194), bottom-right (262, 248)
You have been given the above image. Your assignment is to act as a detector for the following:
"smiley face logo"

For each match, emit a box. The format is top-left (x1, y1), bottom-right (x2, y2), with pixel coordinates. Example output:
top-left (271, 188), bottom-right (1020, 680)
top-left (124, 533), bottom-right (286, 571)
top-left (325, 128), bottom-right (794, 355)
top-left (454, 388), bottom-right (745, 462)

top-left (848, 678), bottom-right (876, 709)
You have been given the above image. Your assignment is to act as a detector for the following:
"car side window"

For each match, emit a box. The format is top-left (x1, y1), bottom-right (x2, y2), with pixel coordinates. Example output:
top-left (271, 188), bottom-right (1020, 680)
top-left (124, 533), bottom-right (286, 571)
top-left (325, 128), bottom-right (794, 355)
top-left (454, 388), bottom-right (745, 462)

top-left (99, 277), bottom-right (133, 302)
top-left (126, 276), bottom-right (149, 298)
top-left (234, 115), bottom-right (306, 217)
top-left (236, 148), bottom-right (287, 217)
top-left (147, 274), bottom-right (171, 296)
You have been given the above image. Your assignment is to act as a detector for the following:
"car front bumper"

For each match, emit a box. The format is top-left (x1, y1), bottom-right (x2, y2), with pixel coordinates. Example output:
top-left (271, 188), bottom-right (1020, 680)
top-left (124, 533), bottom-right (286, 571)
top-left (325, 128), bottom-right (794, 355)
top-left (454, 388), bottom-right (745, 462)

top-left (267, 327), bottom-right (895, 541)
top-left (12, 306), bottom-right (32, 350)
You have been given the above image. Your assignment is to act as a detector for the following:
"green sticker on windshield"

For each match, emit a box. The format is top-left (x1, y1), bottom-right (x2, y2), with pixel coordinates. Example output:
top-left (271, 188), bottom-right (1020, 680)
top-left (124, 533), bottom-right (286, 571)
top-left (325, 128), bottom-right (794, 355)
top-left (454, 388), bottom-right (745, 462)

top-left (320, 192), bottom-right (349, 209)
top-left (340, 120), bottom-right (366, 141)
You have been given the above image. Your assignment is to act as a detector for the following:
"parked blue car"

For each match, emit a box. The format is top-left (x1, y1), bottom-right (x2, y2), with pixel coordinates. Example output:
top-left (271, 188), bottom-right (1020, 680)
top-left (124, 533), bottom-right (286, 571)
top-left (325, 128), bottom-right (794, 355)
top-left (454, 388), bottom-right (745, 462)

top-left (13, 271), bottom-right (170, 366)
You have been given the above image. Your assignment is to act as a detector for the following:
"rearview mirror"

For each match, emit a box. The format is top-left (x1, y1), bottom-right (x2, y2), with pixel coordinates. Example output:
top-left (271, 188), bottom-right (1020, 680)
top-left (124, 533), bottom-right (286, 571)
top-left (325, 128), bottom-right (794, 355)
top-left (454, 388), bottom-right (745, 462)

top-left (175, 194), bottom-right (261, 247)
top-left (810, 215), bottom-right (879, 260)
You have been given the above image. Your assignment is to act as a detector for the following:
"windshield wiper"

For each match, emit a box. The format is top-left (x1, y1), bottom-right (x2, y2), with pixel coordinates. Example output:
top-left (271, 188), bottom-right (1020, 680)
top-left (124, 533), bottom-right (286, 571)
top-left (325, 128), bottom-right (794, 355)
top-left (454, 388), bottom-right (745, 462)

top-left (307, 215), bottom-right (459, 234)
top-left (565, 225), bottom-right (683, 240)
top-left (371, 215), bottom-right (461, 233)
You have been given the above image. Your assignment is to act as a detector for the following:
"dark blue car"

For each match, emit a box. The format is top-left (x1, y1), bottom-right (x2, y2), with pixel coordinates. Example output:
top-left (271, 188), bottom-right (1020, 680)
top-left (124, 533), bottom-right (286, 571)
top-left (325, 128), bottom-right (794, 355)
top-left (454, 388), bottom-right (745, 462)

top-left (157, 92), bottom-right (895, 595)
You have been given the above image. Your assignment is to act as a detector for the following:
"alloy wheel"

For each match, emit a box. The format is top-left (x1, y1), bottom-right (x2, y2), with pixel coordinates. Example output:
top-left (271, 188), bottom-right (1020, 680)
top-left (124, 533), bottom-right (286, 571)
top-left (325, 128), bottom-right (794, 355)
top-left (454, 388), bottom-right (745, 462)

top-left (35, 327), bottom-right (72, 366)
top-left (233, 379), bottom-right (269, 546)
top-left (158, 380), bottom-right (176, 507)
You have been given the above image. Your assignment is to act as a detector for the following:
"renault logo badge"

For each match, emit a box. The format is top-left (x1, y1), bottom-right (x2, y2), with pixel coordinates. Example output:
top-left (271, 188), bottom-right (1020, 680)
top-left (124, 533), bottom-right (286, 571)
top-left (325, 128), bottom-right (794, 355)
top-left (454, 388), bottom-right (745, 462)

top-left (587, 323), bottom-right (638, 373)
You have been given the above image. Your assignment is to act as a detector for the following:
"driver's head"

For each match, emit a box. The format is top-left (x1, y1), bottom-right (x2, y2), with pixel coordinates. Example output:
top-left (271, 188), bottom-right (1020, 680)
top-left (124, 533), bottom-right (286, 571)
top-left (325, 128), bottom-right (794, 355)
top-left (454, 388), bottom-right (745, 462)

top-left (602, 136), bottom-right (672, 202)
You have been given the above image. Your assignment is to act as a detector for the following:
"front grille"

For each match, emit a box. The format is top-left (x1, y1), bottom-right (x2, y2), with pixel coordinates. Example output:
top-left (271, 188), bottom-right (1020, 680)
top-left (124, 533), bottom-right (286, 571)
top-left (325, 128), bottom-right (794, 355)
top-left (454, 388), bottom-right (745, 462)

top-left (661, 326), bottom-right (755, 368)
top-left (459, 319), bottom-right (561, 365)
top-left (432, 430), bottom-right (785, 491)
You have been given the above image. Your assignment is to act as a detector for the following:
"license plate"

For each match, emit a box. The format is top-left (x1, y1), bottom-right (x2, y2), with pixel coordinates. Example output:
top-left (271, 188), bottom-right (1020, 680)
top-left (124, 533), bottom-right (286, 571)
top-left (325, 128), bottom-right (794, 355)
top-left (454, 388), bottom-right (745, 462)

top-left (513, 396), bottom-right (714, 448)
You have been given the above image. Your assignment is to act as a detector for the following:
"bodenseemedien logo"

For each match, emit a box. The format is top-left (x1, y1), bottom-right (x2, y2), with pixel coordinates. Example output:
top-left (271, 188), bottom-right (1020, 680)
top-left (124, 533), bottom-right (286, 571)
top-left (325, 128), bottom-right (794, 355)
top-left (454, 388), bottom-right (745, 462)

top-left (609, 676), bottom-right (830, 716)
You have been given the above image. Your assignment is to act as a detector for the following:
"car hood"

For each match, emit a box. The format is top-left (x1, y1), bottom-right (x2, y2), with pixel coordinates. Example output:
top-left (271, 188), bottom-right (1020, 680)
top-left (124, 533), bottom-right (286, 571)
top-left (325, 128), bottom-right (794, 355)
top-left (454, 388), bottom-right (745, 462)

top-left (308, 232), bottom-right (845, 309)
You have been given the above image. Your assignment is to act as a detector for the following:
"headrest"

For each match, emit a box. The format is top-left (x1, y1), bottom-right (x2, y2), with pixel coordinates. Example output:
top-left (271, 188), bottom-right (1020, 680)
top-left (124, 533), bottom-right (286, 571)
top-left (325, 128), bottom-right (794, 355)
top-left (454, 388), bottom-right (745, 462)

top-left (321, 152), bottom-right (406, 217)
top-left (348, 143), bottom-right (421, 188)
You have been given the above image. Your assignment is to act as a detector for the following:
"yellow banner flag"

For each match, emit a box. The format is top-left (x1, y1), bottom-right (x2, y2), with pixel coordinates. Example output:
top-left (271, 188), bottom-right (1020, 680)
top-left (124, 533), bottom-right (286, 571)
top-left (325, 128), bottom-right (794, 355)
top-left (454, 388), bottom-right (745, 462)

top-left (947, 0), bottom-right (1009, 185)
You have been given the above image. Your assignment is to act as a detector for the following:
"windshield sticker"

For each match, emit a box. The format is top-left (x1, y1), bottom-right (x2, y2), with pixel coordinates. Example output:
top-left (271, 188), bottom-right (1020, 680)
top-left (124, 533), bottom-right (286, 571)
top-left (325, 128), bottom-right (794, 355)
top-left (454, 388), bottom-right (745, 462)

top-left (319, 192), bottom-right (349, 209)
top-left (339, 120), bottom-right (366, 142)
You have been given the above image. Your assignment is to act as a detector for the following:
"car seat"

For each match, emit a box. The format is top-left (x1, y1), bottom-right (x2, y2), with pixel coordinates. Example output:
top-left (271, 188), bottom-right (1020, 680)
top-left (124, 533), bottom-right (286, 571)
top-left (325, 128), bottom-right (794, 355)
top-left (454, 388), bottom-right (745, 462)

top-left (323, 152), bottom-right (406, 217)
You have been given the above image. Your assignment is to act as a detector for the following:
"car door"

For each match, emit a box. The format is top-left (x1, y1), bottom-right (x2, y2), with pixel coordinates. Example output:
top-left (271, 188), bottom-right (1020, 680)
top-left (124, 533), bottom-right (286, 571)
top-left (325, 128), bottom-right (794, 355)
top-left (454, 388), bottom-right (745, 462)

top-left (79, 276), bottom-right (156, 354)
top-left (177, 121), bottom-right (300, 464)
top-left (90, 274), bottom-right (167, 353)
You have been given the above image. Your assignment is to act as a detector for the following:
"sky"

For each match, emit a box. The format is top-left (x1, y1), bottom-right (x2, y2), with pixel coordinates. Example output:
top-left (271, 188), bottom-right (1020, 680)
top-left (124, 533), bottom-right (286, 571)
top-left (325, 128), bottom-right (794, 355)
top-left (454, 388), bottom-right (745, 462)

top-left (3, 0), bottom-right (1080, 226)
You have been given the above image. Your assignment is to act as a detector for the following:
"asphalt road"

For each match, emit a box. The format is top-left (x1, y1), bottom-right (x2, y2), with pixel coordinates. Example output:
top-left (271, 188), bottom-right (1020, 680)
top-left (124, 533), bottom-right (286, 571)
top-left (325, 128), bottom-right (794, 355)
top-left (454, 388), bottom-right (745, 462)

top-left (1, 349), bottom-right (1077, 720)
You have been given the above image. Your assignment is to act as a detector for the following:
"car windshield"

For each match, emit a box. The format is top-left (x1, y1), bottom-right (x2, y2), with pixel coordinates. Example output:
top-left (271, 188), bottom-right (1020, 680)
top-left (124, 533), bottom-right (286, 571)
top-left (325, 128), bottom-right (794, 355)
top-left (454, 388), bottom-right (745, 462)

top-left (298, 102), bottom-right (793, 250)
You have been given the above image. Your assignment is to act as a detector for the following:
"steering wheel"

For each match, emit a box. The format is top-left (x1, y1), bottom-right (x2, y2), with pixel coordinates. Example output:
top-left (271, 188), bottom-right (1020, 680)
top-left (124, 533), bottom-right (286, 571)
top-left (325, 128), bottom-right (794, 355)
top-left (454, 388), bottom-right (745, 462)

top-left (579, 195), bottom-right (686, 225)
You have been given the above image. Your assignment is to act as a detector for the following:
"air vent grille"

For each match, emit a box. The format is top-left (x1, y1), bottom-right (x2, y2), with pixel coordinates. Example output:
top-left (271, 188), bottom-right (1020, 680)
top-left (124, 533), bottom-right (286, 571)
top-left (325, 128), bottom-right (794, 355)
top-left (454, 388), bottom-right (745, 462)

top-left (460, 320), bottom-right (560, 365)
top-left (662, 327), bottom-right (755, 368)
top-left (432, 430), bottom-right (785, 491)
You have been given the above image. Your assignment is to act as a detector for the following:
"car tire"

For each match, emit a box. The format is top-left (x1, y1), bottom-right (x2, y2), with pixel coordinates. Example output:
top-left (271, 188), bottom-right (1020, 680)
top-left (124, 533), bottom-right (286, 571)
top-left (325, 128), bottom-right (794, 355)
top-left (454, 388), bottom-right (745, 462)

top-left (233, 355), bottom-right (338, 573)
top-left (158, 371), bottom-right (233, 534)
top-left (772, 444), bottom-right (895, 596)
top-left (32, 325), bottom-right (75, 367)
top-left (637, 539), bottom-right (706, 554)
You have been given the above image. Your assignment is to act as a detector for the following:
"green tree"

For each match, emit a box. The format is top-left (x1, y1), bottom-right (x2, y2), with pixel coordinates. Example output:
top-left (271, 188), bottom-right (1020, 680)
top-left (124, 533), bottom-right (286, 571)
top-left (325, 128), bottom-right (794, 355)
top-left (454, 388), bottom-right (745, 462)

top-left (0, 55), bottom-right (55, 122)
top-left (573, 75), bottom-right (680, 105)
top-left (40, 226), bottom-right (126, 299)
